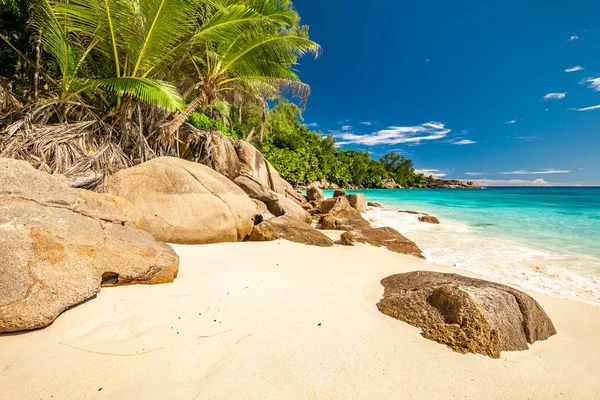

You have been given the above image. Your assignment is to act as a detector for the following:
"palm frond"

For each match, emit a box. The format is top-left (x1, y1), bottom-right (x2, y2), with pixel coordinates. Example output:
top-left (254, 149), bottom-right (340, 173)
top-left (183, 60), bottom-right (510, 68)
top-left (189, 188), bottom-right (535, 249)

top-left (94, 77), bottom-right (184, 111)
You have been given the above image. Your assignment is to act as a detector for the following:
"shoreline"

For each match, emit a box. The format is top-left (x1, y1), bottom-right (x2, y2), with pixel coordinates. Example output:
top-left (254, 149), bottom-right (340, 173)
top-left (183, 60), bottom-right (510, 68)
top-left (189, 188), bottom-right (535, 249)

top-left (362, 201), bottom-right (600, 306)
top-left (1, 241), bottom-right (599, 399)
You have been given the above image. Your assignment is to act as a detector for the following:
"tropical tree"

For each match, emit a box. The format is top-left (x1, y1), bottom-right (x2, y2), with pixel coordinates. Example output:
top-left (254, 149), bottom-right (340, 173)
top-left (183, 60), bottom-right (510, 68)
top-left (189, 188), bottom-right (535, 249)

top-left (159, 0), bottom-right (320, 141)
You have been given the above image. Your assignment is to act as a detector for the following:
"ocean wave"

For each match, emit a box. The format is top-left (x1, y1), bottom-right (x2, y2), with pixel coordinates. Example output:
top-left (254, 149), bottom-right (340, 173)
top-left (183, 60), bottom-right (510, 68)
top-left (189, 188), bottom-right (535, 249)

top-left (365, 207), bottom-right (600, 305)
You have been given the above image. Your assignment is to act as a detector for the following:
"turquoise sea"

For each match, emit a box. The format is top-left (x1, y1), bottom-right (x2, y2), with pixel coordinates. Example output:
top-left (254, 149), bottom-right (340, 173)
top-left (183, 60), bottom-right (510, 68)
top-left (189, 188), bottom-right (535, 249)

top-left (325, 188), bottom-right (600, 305)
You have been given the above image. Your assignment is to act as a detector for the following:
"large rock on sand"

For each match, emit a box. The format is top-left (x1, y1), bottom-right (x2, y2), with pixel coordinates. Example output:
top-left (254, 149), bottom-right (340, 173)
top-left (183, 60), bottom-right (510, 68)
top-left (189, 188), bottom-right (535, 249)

top-left (107, 157), bottom-right (258, 244)
top-left (318, 197), bottom-right (371, 231)
top-left (345, 194), bottom-right (366, 213)
top-left (340, 227), bottom-right (424, 258)
top-left (206, 134), bottom-right (307, 206)
top-left (234, 175), bottom-right (278, 203)
top-left (306, 183), bottom-right (325, 202)
top-left (377, 271), bottom-right (557, 358)
top-left (233, 174), bottom-right (311, 224)
top-left (249, 216), bottom-right (334, 247)
top-left (0, 159), bottom-right (179, 333)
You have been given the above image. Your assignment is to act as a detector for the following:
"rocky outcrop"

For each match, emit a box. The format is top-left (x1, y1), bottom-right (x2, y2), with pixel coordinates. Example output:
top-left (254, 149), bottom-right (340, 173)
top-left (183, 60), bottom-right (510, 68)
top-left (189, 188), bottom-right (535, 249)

top-left (318, 197), bottom-right (372, 231)
top-left (321, 193), bottom-right (366, 213)
top-left (306, 183), bottom-right (325, 203)
top-left (340, 227), bottom-right (424, 258)
top-left (206, 133), bottom-right (308, 207)
top-left (333, 189), bottom-right (347, 198)
top-left (320, 196), bottom-right (351, 214)
top-left (107, 157), bottom-right (259, 244)
top-left (381, 177), bottom-right (402, 189)
top-left (419, 215), bottom-right (440, 224)
top-left (346, 194), bottom-right (367, 213)
top-left (367, 202), bottom-right (384, 208)
top-left (251, 199), bottom-right (269, 214)
top-left (0, 159), bottom-right (179, 333)
top-left (249, 215), bottom-right (334, 247)
top-left (234, 175), bottom-right (278, 203)
top-left (377, 271), bottom-right (557, 358)
top-left (418, 179), bottom-right (480, 189)
top-left (266, 194), bottom-right (312, 224)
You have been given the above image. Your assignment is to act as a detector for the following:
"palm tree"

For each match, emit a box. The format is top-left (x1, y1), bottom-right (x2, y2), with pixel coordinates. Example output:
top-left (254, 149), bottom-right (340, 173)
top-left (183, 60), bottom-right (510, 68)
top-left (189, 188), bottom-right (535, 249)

top-left (33, 0), bottom-right (196, 111)
top-left (159, 0), bottom-right (320, 141)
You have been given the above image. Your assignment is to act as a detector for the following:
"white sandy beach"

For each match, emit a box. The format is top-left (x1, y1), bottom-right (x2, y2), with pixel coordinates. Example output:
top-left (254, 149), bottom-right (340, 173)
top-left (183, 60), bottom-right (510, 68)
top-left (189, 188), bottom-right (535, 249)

top-left (1, 239), bottom-right (599, 400)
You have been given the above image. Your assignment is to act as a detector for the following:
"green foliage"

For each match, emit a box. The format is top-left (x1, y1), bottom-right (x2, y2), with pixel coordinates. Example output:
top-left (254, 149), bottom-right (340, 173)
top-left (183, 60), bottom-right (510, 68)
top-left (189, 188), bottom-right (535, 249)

top-left (259, 100), bottom-right (422, 188)
top-left (188, 112), bottom-right (245, 140)
top-left (379, 151), bottom-right (416, 187)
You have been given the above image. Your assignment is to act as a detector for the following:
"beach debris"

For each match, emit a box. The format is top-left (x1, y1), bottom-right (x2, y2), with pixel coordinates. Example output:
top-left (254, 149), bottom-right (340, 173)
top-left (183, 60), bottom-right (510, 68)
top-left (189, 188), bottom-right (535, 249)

top-left (59, 342), bottom-right (163, 357)
top-left (196, 329), bottom-right (233, 340)
top-left (377, 271), bottom-right (557, 358)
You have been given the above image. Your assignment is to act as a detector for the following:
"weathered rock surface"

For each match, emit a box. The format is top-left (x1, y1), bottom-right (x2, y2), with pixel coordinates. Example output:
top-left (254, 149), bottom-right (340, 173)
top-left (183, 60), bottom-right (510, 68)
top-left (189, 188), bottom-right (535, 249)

top-left (234, 175), bottom-right (279, 202)
top-left (0, 159), bottom-right (179, 333)
top-left (320, 196), bottom-right (351, 214)
top-left (340, 227), bottom-right (424, 258)
top-left (367, 202), bottom-right (384, 208)
top-left (381, 177), bottom-right (402, 189)
top-left (306, 183), bottom-right (325, 203)
top-left (377, 271), bottom-right (557, 358)
top-left (249, 216), bottom-right (334, 247)
top-left (346, 194), bottom-right (367, 213)
top-left (107, 157), bottom-right (258, 244)
top-left (419, 215), bottom-right (440, 224)
top-left (265, 194), bottom-right (312, 224)
top-left (333, 189), bottom-right (347, 198)
top-left (251, 199), bottom-right (269, 214)
top-left (318, 197), bottom-right (372, 231)
top-left (207, 133), bottom-right (308, 206)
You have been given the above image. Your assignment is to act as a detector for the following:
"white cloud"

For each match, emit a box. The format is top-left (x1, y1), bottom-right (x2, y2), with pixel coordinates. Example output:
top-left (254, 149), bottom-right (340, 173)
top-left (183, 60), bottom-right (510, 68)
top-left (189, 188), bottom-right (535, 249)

top-left (305, 122), bottom-right (319, 128)
top-left (580, 77), bottom-right (600, 92)
top-left (341, 125), bottom-right (352, 131)
top-left (569, 104), bottom-right (600, 112)
top-left (415, 169), bottom-right (447, 178)
top-left (543, 92), bottom-right (567, 100)
top-left (502, 169), bottom-right (570, 175)
top-left (360, 121), bottom-right (372, 125)
top-left (465, 172), bottom-right (485, 176)
top-left (565, 66), bottom-right (584, 73)
top-left (471, 179), bottom-right (552, 187)
top-left (451, 139), bottom-right (476, 145)
top-left (513, 136), bottom-right (539, 141)
top-left (335, 122), bottom-right (451, 146)
top-left (568, 35), bottom-right (580, 42)
top-left (505, 119), bottom-right (517, 124)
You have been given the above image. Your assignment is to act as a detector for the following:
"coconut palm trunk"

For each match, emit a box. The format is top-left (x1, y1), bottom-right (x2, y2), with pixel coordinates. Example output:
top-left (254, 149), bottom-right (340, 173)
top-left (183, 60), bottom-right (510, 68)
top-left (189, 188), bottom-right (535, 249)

top-left (160, 95), bottom-right (205, 141)
top-left (33, 29), bottom-right (42, 102)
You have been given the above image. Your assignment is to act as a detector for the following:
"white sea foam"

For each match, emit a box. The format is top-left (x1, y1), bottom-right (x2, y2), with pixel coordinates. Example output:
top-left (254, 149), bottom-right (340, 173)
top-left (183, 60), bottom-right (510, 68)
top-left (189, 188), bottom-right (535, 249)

top-left (365, 207), bottom-right (600, 305)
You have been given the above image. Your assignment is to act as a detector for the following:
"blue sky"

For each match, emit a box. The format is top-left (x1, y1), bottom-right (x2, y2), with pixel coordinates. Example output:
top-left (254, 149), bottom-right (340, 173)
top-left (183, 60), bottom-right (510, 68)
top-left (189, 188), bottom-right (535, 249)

top-left (292, 0), bottom-right (600, 186)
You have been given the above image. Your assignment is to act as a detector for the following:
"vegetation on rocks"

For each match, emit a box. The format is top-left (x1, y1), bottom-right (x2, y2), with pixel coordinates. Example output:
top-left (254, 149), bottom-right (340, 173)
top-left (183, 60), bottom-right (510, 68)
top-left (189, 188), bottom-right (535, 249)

top-left (255, 101), bottom-right (427, 188)
top-left (0, 0), bottom-right (439, 190)
top-left (0, 0), bottom-right (319, 188)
